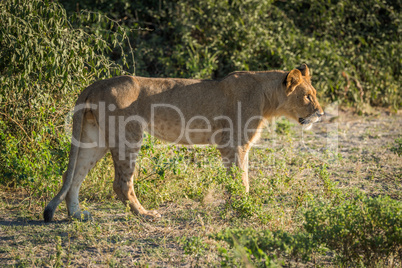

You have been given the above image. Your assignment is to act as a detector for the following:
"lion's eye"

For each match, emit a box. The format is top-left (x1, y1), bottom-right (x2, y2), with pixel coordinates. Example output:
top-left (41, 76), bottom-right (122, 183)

top-left (306, 95), bottom-right (312, 102)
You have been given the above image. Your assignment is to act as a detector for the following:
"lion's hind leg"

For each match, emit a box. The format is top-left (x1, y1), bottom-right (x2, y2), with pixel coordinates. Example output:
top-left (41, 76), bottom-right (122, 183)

top-left (65, 146), bottom-right (107, 220)
top-left (65, 113), bottom-right (108, 221)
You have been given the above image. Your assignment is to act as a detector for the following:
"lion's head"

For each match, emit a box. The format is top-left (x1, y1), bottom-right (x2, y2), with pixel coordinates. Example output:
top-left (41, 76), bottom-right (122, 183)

top-left (281, 64), bottom-right (324, 130)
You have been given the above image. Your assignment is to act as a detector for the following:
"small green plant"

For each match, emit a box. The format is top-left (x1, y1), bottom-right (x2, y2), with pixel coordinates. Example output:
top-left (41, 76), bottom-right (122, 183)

top-left (179, 235), bottom-right (209, 266)
top-left (304, 195), bottom-right (402, 266)
top-left (181, 236), bottom-right (208, 256)
top-left (216, 166), bottom-right (260, 219)
top-left (390, 136), bottom-right (402, 157)
top-left (54, 236), bottom-right (63, 268)
top-left (275, 118), bottom-right (295, 135)
top-left (315, 164), bottom-right (344, 203)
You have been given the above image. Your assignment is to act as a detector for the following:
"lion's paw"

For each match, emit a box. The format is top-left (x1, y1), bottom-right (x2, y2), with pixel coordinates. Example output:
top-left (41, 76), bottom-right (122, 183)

top-left (71, 210), bottom-right (93, 222)
top-left (142, 210), bottom-right (161, 222)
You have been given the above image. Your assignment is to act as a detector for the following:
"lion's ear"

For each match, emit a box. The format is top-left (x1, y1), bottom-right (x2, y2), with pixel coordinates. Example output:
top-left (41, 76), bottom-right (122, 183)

top-left (285, 69), bottom-right (302, 96)
top-left (297, 64), bottom-right (311, 83)
top-left (297, 64), bottom-right (310, 76)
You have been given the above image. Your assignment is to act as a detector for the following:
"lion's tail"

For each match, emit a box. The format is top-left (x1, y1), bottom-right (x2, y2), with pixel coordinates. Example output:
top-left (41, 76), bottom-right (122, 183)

top-left (43, 89), bottom-right (90, 222)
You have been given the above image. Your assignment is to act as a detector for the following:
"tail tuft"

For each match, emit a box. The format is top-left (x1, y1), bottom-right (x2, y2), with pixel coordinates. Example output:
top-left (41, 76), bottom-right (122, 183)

top-left (44, 206), bottom-right (54, 222)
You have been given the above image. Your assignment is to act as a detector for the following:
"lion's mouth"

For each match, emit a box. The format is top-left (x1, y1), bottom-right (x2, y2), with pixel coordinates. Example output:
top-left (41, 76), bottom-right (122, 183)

top-left (299, 115), bottom-right (321, 130)
top-left (299, 114), bottom-right (322, 125)
top-left (298, 118), bottom-right (312, 130)
top-left (298, 118), bottom-right (310, 124)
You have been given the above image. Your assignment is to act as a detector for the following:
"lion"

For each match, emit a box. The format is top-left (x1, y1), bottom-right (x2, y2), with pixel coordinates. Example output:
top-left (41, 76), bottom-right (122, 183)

top-left (43, 64), bottom-right (323, 222)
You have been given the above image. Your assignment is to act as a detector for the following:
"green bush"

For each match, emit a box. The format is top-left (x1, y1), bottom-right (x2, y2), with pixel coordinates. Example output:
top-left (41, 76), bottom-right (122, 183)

top-left (305, 196), bottom-right (402, 266)
top-left (213, 196), bottom-right (402, 266)
top-left (0, 0), bottom-right (128, 192)
top-left (0, 120), bottom-right (69, 200)
top-left (214, 227), bottom-right (319, 267)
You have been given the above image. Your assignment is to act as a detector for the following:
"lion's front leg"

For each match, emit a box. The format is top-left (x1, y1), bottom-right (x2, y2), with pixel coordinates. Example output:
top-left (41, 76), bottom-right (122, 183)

top-left (218, 146), bottom-right (250, 192)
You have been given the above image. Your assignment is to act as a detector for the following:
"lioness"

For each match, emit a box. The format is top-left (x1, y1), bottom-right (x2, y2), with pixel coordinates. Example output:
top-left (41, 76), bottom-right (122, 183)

top-left (44, 64), bottom-right (323, 222)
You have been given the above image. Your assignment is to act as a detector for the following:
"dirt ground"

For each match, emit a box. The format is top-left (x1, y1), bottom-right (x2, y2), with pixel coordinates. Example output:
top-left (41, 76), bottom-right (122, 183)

top-left (1, 108), bottom-right (401, 267)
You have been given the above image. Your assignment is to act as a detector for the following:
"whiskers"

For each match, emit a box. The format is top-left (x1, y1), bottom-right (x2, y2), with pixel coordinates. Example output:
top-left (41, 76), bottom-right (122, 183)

top-left (299, 112), bottom-right (323, 130)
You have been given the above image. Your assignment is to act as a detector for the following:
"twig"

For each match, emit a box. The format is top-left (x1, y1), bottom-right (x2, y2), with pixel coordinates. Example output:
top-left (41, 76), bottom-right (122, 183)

top-left (137, 172), bottom-right (158, 183)
top-left (0, 112), bottom-right (33, 143)
top-left (351, 77), bottom-right (364, 102)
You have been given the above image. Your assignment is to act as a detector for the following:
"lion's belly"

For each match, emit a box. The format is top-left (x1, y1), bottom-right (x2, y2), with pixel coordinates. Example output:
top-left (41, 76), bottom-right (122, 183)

top-left (144, 107), bottom-right (225, 145)
top-left (147, 123), bottom-right (214, 145)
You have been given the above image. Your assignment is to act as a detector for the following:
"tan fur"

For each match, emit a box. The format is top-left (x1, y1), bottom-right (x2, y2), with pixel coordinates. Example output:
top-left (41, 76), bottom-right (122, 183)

top-left (44, 64), bottom-right (323, 222)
